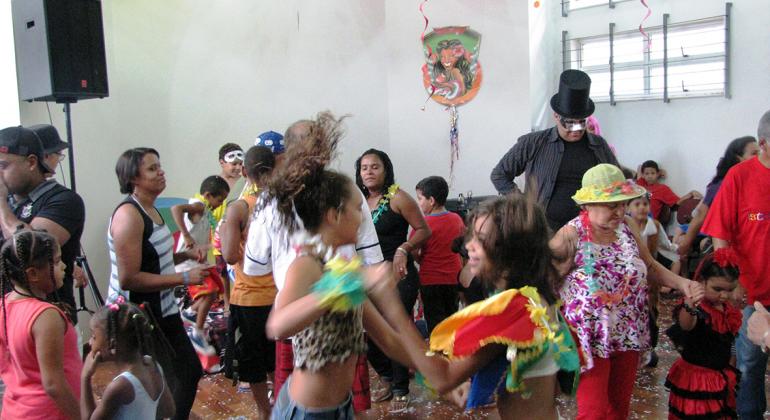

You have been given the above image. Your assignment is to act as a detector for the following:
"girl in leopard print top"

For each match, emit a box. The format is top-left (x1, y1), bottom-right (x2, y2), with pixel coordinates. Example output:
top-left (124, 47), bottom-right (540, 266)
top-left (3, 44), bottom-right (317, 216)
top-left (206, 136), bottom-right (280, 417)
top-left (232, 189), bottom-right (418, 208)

top-left (263, 112), bottom-right (414, 419)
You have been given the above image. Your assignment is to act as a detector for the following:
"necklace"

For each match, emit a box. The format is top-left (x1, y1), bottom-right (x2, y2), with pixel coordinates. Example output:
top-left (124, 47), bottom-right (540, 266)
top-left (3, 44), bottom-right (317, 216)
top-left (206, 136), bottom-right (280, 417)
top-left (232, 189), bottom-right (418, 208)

top-left (370, 184), bottom-right (399, 225)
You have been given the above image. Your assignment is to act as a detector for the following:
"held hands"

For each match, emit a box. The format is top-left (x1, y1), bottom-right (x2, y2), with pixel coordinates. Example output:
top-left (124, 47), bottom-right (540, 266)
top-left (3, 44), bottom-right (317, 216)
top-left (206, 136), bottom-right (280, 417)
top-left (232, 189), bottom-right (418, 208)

top-left (748, 302), bottom-right (770, 349)
top-left (682, 280), bottom-right (705, 306)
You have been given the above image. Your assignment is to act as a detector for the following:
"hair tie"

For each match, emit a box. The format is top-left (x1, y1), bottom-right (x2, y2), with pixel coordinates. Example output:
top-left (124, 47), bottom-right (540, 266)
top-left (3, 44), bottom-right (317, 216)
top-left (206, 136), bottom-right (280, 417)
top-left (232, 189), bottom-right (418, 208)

top-left (713, 248), bottom-right (739, 269)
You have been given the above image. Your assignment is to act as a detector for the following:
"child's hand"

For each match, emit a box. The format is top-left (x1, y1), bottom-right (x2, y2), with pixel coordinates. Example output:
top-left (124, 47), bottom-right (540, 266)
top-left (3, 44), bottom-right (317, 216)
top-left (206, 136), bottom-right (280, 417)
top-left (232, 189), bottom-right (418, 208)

top-left (186, 266), bottom-right (211, 286)
top-left (182, 233), bottom-right (196, 249)
top-left (82, 350), bottom-right (101, 380)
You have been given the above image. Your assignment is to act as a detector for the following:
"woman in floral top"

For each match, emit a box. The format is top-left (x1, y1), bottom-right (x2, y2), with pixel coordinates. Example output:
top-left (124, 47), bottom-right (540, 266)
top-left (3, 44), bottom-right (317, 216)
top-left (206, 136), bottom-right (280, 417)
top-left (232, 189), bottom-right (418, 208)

top-left (550, 164), bottom-right (704, 420)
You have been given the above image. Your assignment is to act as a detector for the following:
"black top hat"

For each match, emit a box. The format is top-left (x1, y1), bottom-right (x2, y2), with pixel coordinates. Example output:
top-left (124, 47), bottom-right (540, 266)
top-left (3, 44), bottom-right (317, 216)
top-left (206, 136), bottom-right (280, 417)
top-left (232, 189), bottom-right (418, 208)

top-left (550, 69), bottom-right (595, 119)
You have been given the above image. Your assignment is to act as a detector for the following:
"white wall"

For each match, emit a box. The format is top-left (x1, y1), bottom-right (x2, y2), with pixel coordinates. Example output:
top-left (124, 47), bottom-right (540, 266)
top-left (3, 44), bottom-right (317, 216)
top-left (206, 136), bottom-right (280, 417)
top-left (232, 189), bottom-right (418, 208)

top-left (549, 0), bottom-right (770, 195)
top-left (15, 0), bottom-right (531, 305)
top-left (1, 0), bottom-right (20, 127)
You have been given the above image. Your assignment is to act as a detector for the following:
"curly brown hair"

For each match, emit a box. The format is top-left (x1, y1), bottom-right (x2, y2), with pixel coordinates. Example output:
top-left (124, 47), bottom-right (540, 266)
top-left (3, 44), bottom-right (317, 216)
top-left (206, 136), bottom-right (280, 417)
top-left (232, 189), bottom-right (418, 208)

top-left (263, 111), bottom-right (352, 233)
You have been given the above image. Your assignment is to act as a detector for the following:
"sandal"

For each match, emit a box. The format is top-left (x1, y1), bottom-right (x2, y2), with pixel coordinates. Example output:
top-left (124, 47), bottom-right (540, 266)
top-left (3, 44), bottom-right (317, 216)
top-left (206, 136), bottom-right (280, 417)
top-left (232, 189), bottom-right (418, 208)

top-left (371, 381), bottom-right (393, 403)
top-left (389, 394), bottom-right (410, 413)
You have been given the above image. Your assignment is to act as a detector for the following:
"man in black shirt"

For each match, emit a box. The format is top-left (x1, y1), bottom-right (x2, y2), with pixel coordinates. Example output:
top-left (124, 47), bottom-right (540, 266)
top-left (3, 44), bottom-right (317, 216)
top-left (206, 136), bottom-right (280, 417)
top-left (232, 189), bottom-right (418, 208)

top-left (490, 70), bottom-right (618, 230)
top-left (0, 126), bottom-right (85, 323)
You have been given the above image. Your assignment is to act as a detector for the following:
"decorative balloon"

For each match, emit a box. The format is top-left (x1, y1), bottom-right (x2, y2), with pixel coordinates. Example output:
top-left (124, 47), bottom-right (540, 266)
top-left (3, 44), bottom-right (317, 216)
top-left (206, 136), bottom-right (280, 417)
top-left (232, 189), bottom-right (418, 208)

top-left (420, 25), bottom-right (483, 180)
top-left (422, 26), bottom-right (483, 107)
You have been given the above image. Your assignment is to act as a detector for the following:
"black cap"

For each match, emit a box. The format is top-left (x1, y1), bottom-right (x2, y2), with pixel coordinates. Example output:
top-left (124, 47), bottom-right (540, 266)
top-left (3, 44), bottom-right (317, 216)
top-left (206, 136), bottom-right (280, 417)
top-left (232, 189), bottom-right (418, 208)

top-left (29, 124), bottom-right (68, 154)
top-left (550, 69), bottom-right (595, 119)
top-left (0, 126), bottom-right (54, 174)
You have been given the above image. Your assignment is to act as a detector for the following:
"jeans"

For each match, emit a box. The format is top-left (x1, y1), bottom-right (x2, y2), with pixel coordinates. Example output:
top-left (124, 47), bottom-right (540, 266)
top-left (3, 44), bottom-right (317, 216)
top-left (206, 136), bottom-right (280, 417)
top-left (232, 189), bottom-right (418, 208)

top-left (736, 305), bottom-right (770, 419)
top-left (271, 377), bottom-right (354, 419)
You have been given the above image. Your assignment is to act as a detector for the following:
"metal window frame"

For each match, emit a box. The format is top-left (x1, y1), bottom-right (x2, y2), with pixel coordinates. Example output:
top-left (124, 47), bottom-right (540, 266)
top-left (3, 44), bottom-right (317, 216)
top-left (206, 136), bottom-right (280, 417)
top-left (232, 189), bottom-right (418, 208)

top-left (567, 11), bottom-right (730, 104)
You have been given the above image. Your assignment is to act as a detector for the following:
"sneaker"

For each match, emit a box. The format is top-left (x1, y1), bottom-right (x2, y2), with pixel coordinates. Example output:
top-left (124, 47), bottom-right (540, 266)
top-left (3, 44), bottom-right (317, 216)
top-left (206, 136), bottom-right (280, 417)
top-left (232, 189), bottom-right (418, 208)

top-left (190, 329), bottom-right (216, 355)
top-left (181, 308), bottom-right (197, 327)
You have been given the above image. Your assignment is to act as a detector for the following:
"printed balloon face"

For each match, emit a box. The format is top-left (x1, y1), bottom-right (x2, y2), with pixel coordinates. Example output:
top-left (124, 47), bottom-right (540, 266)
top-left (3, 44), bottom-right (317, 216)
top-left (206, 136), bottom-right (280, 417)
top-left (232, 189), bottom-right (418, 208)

top-left (422, 26), bottom-right (482, 106)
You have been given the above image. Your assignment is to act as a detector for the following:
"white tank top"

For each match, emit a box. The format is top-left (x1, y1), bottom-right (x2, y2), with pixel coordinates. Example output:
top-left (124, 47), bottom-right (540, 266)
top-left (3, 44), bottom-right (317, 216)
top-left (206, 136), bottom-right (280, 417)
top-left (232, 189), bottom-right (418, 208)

top-left (111, 370), bottom-right (162, 420)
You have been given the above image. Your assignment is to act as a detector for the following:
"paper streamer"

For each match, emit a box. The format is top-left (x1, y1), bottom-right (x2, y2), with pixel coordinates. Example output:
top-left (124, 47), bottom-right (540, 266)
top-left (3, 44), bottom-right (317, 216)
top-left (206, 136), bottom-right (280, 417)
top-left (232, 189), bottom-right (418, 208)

top-left (419, 0), bottom-right (436, 110)
top-left (639, 0), bottom-right (652, 51)
top-left (449, 105), bottom-right (459, 182)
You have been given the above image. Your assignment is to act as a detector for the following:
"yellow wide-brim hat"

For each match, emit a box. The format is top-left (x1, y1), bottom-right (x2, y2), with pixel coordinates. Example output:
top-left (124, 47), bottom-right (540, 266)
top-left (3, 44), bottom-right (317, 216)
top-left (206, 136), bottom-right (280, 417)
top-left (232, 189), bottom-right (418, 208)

top-left (572, 163), bottom-right (647, 205)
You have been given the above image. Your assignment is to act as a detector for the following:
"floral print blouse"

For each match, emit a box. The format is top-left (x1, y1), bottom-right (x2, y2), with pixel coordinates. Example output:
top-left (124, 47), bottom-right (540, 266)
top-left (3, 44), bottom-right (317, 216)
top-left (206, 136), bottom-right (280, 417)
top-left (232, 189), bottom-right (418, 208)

top-left (560, 217), bottom-right (649, 372)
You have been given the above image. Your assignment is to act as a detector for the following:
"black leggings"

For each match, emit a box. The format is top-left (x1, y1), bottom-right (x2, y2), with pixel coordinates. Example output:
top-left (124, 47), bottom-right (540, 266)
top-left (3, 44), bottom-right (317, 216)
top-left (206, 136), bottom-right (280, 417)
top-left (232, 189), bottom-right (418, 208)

top-left (157, 314), bottom-right (203, 420)
top-left (367, 260), bottom-right (419, 396)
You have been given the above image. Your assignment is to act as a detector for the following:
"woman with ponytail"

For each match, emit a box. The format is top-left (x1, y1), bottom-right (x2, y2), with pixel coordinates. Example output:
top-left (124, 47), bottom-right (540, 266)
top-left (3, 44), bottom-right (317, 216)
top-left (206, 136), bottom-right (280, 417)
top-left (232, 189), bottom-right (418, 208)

top-left (263, 112), bottom-right (412, 419)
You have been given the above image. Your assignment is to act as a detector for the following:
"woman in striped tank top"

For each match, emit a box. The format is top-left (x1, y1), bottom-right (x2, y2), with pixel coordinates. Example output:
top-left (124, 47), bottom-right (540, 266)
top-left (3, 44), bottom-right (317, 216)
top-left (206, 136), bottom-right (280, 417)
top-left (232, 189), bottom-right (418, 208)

top-left (108, 148), bottom-right (209, 420)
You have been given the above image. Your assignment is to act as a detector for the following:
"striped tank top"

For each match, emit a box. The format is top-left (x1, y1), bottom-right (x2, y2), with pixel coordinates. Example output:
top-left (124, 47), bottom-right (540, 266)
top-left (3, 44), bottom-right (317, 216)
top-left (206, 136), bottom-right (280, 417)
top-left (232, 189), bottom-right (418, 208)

top-left (107, 195), bottom-right (178, 318)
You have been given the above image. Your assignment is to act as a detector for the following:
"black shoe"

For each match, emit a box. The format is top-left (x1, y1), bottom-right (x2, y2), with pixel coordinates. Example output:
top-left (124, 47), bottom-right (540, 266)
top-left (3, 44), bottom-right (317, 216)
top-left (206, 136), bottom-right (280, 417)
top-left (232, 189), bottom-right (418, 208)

top-left (646, 351), bottom-right (659, 368)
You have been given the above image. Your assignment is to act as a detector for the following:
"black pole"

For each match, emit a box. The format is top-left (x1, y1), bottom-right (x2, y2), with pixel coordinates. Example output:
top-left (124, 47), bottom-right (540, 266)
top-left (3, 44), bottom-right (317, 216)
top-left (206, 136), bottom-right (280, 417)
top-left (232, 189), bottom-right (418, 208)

top-left (63, 102), bottom-right (76, 193)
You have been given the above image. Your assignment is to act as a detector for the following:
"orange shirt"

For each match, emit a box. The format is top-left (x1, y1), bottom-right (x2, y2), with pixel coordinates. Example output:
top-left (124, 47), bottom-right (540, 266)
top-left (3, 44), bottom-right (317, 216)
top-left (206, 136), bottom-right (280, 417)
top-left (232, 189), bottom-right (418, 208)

top-left (230, 192), bottom-right (277, 307)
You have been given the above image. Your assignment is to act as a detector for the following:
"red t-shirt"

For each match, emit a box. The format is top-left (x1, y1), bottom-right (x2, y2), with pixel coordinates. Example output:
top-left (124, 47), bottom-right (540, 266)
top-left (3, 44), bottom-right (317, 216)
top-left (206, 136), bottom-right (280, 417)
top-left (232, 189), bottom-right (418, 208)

top-left (702, 157), bottom-right (770, 305)
top-left (637, 178), bottom-right (680, 220)
top-left (412, 211), bottom-right (465, 286)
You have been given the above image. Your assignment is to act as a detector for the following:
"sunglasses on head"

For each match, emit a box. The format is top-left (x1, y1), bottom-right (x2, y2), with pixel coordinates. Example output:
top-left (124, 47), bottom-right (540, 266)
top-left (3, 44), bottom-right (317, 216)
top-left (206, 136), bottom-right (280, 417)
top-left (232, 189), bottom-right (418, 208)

top-left (223, 150), bottom-right (244, 163)
top-left (559, 116), bottom-right (587, 132)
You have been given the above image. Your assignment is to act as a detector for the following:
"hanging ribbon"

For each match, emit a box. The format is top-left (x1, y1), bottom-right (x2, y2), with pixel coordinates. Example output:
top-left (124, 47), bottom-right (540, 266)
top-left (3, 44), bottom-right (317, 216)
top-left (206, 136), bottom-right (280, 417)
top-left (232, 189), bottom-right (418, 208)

top-left (448, 105), bottom-right (459, 182)
top-left (419, 0), bottom-right (436, 110)
top-left (639, 0), bottom-right (652, 51)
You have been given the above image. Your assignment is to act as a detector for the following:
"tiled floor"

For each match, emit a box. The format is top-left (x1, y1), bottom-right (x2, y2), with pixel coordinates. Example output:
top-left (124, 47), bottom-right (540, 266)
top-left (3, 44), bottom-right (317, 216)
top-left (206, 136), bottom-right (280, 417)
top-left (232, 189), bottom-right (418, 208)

top-left (4, 294), bottom-right (768, 419)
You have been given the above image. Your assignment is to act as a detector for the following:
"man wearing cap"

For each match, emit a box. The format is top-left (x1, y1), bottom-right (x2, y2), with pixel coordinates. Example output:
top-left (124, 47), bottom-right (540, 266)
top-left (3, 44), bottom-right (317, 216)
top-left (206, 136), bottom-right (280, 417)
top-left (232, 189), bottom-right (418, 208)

top-left (490, 69), bottom-right (618, 230)
top-left (29, 124), bottom-right (68, 178)
top-left (0, 126), bottom-right (85, 322)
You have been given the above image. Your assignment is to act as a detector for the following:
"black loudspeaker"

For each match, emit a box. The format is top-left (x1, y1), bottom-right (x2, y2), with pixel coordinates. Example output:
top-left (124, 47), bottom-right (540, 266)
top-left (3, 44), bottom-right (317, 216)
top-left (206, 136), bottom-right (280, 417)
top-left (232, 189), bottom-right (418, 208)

top-left (11, 0), bottom-right (109, 103)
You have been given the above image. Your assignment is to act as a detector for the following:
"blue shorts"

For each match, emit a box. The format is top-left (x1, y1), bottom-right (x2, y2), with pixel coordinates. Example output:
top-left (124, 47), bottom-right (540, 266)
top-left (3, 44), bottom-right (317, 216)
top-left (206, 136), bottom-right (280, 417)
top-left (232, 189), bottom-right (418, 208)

top-left (271, 376), bottom-right (354, 419)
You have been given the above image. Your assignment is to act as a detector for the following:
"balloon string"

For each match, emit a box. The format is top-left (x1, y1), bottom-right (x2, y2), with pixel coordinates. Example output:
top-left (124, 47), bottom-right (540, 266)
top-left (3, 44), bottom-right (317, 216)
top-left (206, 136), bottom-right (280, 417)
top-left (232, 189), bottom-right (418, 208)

top-left (639, 0), bottom-right (652, 51)
top-left (449, 106), bottom-right (459, 184)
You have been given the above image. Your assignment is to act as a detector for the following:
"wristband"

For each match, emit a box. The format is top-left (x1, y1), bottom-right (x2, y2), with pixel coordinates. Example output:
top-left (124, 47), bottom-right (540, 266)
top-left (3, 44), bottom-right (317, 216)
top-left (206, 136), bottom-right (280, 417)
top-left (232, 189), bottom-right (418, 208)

top-left (396, 247), bottom-right (409, 256)
top-left (182, 271), bottom-right (191, 286)
top-left (682, 302), bottom-right (699, 316)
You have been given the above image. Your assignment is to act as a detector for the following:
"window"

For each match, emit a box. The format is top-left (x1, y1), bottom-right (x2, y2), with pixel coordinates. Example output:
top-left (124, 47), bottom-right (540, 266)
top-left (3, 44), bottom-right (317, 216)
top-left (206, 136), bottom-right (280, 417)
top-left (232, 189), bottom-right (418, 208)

top-left (563, 0), bottom-right (632, 12)
top-left (566, 16), bottom-right (728, 102)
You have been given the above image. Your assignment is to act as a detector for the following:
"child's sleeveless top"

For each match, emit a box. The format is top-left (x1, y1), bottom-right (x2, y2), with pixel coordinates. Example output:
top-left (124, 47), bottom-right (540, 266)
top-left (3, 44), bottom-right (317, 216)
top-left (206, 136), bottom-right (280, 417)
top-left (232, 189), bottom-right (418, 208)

top-left (292, 305), bottom-right (367, 372)
top-left (559, 217), bottom-right (649, 371)
top-left (0, 297), bottom-right (82, 420)
top-left (111, 370), bottom-right (163, 420)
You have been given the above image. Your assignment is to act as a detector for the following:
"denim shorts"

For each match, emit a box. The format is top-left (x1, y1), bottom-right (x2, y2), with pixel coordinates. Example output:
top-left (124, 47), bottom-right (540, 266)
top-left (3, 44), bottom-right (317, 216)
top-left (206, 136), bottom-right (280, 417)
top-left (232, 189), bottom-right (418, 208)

top-left (271, 377), bottom-right (354, 419)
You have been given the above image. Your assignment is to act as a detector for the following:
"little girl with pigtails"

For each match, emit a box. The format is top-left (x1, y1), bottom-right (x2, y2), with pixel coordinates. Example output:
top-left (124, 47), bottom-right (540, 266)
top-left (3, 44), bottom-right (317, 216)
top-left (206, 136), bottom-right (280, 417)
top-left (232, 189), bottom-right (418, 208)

top-left (81, 298), bottom-right (175, 419)
top-left (0, 230), bottom-right (81, 420)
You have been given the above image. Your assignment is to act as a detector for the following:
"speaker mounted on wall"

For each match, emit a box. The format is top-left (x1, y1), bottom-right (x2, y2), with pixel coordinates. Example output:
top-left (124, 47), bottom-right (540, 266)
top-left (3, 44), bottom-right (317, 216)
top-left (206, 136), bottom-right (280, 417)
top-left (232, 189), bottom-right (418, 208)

top-left (12, 0), bottom-right (109, 103)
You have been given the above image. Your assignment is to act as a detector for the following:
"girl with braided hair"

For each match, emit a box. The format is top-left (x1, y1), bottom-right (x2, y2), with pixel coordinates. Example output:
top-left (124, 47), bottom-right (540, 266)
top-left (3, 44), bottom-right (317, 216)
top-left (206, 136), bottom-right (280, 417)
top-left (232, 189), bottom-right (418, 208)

top-left (0, 230), bottom-right (81, 419)
top-left (81, 300), bottom-right (174, 419)
top-left (263, 112), bottom-right (413, 419)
